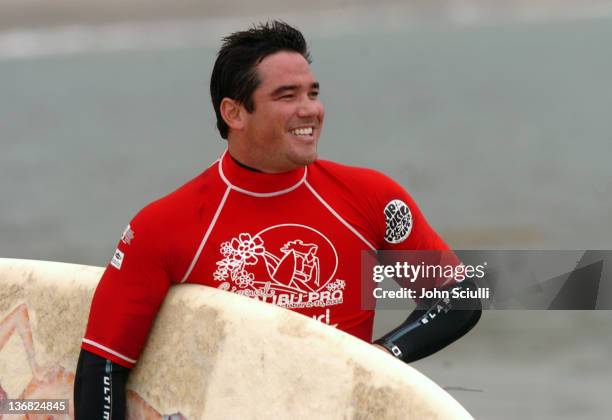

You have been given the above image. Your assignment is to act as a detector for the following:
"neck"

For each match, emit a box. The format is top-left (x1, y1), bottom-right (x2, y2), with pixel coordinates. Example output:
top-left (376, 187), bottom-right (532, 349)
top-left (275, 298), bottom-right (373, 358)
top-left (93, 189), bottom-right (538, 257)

top-left (218, 150), bottom-right (306, 195)
top-left (227, 139), bottom-right (299, 173)
top-left (229, 153), bottom-right (262, 173)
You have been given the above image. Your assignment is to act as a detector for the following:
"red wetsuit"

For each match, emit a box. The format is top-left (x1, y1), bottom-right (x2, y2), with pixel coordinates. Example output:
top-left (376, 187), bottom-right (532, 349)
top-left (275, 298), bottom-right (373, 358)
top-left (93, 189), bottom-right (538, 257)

top-left (82, 151), bottom-right (453, 368)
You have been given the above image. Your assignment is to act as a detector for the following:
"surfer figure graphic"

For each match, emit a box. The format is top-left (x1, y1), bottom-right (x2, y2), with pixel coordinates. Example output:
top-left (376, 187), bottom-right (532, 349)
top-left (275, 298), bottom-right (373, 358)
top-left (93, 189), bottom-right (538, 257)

top-left (277, 240), bottom-right (320, 287)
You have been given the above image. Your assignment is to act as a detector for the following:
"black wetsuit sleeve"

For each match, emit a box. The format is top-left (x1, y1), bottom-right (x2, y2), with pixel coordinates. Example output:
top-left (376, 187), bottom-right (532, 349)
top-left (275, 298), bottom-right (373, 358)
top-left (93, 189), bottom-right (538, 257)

top-left (375, 280), bottom-right (482, 363)
top-left (74, 349), bottom-right (130, 420)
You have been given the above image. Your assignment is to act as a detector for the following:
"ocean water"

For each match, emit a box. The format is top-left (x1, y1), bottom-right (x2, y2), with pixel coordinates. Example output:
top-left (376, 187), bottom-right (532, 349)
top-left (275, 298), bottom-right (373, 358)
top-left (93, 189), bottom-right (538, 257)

top-left (1, 15), bottom-right (611, 419)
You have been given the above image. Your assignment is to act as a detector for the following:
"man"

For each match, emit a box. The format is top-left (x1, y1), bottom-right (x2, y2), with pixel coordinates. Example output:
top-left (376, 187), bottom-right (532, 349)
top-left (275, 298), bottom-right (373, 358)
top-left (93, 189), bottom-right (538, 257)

top-left (74, 21), bottom-right (480, 418)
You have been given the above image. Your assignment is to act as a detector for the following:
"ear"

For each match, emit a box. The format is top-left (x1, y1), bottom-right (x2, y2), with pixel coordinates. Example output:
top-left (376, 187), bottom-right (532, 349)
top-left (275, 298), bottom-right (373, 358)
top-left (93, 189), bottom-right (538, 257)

top-left (220, 98), bottom-right (245, 132)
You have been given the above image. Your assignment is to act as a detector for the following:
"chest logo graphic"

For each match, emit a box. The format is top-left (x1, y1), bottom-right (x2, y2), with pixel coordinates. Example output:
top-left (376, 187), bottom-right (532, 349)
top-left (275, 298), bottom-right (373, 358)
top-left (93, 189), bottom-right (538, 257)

top-left (384, 199), bottom-right (412, 244)
top-left (213, 224), bottom-right (345, 309)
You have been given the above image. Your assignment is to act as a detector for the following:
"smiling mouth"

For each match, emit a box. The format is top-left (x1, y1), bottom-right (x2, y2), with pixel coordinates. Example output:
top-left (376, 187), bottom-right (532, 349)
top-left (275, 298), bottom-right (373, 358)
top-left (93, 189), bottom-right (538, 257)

top-left (289, 127), bottom-right (314, 137)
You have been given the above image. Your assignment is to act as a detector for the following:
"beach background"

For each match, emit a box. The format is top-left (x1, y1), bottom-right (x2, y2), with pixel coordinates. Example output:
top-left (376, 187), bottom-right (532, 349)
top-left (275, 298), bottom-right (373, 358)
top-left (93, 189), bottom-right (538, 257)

top-left (1, 1), bottom-right (611, 418)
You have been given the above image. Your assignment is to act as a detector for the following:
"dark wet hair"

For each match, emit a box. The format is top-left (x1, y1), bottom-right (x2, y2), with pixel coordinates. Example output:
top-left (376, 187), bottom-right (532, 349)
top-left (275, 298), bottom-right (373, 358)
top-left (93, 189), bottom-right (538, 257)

top-left (210, 20), bottom-right (311, 139)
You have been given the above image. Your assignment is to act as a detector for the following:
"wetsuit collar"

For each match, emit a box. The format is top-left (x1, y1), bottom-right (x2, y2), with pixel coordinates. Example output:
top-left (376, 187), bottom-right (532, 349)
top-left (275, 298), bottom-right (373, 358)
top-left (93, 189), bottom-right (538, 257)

top-left (218, 150), bottom-right (307, 196)
top-left (230, 154), bottom-right (262, 173)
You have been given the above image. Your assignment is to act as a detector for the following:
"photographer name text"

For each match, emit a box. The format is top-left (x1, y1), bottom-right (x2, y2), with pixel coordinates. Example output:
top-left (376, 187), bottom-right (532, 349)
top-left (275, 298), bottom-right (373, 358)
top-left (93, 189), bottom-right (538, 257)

top-left (373, 285), bottom-right (490, 300)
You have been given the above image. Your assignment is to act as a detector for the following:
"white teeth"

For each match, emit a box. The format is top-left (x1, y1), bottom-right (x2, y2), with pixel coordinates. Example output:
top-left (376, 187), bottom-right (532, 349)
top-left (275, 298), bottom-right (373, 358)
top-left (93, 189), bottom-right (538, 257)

top-left (291, 127), bottom-right (313, 136)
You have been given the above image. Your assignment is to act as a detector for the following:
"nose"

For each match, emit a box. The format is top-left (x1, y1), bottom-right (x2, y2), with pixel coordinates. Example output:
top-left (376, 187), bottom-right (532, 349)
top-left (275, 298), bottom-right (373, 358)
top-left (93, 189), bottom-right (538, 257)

top-left (296, 96), bottom-right (321, 119)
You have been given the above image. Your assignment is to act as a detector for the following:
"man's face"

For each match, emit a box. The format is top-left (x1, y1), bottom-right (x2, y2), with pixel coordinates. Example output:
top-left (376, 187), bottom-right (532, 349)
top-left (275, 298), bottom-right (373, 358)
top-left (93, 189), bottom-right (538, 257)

top-left (239, 51), bottom-right (324, 172)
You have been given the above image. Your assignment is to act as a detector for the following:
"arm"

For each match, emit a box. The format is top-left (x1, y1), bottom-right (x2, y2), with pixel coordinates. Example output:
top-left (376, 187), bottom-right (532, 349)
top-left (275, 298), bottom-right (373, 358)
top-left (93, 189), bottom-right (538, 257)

top-left (372, 174), bottom-right (482, 361)
top-left (74, 349), bottom-right (130, 420)
top-left (374, 279), bottom-right (481, 362)
top-left (76, 208), bottom-right (172, 416)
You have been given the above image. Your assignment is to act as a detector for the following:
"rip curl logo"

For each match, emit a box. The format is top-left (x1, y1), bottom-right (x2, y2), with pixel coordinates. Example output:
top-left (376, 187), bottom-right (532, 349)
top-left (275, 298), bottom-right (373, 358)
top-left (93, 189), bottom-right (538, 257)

top-left (384, 199), bottom-right (412, 244)
top-left (214, 224), bottom-right (345, 309)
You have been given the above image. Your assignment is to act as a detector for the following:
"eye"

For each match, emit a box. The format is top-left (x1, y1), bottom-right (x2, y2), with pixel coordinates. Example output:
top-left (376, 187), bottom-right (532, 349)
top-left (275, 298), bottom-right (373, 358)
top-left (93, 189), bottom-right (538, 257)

top-left (309, 91), bottom-right (320, 99)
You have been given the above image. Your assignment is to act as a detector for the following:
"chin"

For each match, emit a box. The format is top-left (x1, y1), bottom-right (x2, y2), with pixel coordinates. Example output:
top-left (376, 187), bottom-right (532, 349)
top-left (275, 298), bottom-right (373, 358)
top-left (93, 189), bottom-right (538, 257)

top-left (301, 148), bottom-right (319, 164)
top-left (289, 150), bottom-right (318, 167)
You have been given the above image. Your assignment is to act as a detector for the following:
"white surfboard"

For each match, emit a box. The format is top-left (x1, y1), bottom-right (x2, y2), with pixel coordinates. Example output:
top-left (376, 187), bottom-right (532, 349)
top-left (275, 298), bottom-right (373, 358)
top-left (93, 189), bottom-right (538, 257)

top-left (0, 258), bottom-right (472, 419)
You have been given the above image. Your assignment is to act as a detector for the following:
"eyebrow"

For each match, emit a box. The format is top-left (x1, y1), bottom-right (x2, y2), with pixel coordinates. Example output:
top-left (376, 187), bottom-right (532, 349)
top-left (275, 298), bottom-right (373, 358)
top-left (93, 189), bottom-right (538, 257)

top-left (270, 82), bottom-right (320, 97)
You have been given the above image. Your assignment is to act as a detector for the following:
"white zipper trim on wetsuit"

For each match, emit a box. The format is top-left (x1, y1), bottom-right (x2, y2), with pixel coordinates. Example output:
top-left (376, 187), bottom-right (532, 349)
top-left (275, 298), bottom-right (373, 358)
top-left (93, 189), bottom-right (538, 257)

top-left (82, 338), bottom-right (137, 364)
top-left (305, 180), bottom-right (377, 251)
top-left (218, 151), bottom-right (307, 197)
top-left (180, 185), bottom-right (232, 283)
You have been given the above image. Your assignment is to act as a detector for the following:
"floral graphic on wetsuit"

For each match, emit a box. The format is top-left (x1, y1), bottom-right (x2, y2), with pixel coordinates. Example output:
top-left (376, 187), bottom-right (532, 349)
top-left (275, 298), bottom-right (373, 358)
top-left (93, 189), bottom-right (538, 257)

top-left (214, 233), bottom-right (265, 287)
